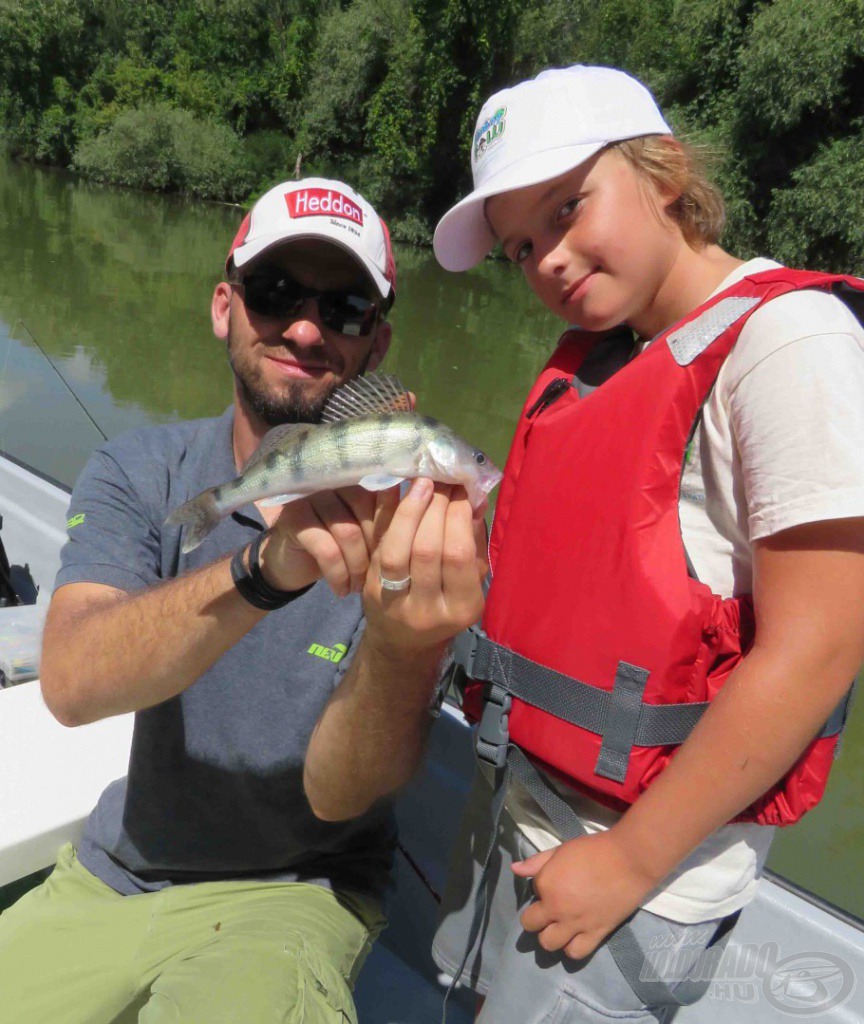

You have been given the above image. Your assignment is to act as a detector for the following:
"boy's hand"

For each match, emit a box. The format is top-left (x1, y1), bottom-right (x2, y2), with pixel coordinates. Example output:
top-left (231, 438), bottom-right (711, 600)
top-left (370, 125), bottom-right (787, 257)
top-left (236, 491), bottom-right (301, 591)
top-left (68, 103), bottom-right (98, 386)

top-left (513, 829), bottom-right (658, 960)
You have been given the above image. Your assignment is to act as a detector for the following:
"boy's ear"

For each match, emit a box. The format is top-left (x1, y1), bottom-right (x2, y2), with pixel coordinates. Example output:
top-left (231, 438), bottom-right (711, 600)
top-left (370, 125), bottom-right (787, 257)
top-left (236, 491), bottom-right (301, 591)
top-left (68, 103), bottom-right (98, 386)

top-left (654, 137), bottom-right (688, 208)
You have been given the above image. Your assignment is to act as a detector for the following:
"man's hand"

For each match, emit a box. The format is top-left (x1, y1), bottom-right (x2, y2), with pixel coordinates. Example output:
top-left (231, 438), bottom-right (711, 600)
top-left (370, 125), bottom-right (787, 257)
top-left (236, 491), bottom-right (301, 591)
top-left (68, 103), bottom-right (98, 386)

top-left (302, 478), bottom-right (489, 821)
top-left (260, 477), bottom-right (488, 609)
top-left (363, 478), bottom-right (488, 655)
top-left (259, 484), bottom-right (398, 597)
top-left (513, 829), bottom-right (658, 960)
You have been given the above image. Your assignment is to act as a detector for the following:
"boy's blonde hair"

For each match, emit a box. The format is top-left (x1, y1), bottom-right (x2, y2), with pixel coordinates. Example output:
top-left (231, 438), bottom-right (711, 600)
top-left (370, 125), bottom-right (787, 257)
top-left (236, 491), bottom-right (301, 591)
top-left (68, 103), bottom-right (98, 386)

top-left (612, 136), bottom-right (725, 247)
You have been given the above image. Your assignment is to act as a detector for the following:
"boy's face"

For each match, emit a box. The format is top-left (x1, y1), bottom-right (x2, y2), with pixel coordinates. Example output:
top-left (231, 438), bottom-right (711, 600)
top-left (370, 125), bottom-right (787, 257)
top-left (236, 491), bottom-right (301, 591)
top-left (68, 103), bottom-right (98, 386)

top-left (485, 149), bottom-right (684, 338)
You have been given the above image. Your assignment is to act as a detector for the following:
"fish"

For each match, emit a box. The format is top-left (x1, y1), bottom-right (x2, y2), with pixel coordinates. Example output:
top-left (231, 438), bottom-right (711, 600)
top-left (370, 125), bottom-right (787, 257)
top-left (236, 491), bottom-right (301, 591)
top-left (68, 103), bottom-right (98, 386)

top-left (166, 373), bottom-right (503, 553)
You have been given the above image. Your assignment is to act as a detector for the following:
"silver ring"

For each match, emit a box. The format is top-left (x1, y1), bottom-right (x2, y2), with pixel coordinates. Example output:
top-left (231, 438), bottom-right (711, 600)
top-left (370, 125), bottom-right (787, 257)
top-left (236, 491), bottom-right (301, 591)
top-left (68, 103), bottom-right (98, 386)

top-left (379, 572), bottom-right (411, 592)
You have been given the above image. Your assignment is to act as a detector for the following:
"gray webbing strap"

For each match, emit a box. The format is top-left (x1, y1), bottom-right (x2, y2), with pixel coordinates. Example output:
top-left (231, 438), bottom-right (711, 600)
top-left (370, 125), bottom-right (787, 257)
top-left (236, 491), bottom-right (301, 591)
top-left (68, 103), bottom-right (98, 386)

top-left (459, 628), bottom-right (847, 752)
top-left (465, 629), bottom-right (706, 753)
top-left (441, 760), bottom-right (511, 1023)
top-left (594, 662), bottom-right (651, 783)
top-left (825, 682), bottom-right (855, 744)
top-left (507, 746), bottom-right (737, 1007)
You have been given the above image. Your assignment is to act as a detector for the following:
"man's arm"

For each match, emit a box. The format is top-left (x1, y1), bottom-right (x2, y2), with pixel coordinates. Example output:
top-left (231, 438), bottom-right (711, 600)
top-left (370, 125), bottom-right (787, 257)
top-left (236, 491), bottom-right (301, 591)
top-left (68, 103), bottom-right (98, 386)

top-left (514, 517), bottom-right (864, 959)
top-left (41, 562), bottom-right (265, 726)
top-left (41, 481), bottom-right (406, 726)
top-left (303, 479), bottom-right (489, 820)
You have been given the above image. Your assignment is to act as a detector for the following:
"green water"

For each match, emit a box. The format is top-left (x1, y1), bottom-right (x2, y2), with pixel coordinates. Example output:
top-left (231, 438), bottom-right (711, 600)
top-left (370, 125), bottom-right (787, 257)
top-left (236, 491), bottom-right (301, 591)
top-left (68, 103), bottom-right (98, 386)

top-left (0, 159), bottom-right (861, 920)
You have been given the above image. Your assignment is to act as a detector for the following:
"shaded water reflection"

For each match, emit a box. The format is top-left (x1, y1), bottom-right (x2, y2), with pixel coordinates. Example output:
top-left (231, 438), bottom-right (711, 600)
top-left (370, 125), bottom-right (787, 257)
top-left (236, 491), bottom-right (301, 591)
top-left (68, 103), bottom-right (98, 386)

top-left (0, 159), bottom-right (860, 920)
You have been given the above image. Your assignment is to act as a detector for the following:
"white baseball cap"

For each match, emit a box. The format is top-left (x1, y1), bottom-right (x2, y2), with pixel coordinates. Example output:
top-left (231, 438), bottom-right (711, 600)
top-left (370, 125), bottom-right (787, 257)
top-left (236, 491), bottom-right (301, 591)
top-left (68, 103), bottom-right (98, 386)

top-left (227, 177), bottom-right (396, 304)
top-left (433, 65), bottom-right (672, 272)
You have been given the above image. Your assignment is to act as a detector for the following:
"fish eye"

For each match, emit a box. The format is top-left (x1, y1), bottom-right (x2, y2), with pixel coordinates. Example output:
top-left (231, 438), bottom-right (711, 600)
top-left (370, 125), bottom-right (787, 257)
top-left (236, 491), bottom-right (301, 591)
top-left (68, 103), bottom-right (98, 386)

top-left (474, 451), bottom-right (487, 466)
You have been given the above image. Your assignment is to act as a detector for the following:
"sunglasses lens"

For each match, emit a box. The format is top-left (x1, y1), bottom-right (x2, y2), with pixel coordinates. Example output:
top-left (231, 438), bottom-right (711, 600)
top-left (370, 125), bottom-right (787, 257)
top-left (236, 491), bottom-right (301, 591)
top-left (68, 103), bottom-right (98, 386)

top-left (319, 293), bottom-right (379, 337)
top-left (239, 272), bottom-right (380, 336)
top-left (241, 274), bottom-right (307, 319)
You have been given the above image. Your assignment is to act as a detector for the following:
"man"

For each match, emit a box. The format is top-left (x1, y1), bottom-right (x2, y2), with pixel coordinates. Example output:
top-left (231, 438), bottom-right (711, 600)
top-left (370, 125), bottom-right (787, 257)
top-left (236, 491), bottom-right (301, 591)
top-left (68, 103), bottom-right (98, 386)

top-left (0, 177), bottom-right (487, 1024)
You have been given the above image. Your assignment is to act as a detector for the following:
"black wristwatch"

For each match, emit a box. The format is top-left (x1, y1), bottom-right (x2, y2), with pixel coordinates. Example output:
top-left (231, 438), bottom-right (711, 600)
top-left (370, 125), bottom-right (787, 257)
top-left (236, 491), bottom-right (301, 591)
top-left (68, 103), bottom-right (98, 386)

top-left (230, 531), bottom-right (314, 611)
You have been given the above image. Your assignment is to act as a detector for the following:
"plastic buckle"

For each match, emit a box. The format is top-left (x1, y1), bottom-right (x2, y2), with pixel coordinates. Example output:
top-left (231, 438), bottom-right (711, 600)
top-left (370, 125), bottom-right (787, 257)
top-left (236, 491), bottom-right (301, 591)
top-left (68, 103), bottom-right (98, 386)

top-left (476, 688), bottom-right (511, 769)
top-left (452, 627), bottom-right (480, 678)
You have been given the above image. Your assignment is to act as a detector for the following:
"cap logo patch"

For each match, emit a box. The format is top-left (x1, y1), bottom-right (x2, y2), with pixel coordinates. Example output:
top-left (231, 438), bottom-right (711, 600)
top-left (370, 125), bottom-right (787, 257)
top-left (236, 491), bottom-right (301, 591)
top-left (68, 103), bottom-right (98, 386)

top-left (473, 106), bottom-right (507, 162)
top-left (286, 188), bottom-right (364, 226)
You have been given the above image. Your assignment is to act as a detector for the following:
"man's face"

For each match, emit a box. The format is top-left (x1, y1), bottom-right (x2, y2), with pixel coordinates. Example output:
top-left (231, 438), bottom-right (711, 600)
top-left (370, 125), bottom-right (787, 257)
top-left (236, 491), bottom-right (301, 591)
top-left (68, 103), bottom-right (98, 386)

top-left (212, 240), bottom-right (392, 428)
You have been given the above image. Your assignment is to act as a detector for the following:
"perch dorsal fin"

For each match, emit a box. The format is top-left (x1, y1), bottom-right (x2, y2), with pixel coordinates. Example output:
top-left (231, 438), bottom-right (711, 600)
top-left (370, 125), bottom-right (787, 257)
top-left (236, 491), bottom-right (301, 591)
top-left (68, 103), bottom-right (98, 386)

top-left (319, 373), bottom-right (412, 424)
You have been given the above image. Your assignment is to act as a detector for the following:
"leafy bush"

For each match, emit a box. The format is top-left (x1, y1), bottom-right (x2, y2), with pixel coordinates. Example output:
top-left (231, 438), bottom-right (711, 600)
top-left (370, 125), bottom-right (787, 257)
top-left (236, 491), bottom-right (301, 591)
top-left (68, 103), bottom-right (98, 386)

top-left (767, 128), bottom-right (864, 272)
top-left (73, 104), bottom-right (253, 200)
top-left (242, 130), bottom-right (298, 195)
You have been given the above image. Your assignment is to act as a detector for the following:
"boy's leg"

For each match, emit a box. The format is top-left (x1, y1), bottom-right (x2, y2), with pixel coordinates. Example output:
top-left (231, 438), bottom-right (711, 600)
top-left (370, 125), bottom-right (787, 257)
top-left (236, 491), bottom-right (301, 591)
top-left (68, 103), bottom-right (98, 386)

top-left (0, 844), bottom-right (150, 1024)
top-left (434, 773), bottom-right (726, 1023)
top-left (138, 881), bottom-right (385, 1024)
top-left (433, 765), bottom-right (531, 995)
top-left (475, 903), bottom-right (722, 1024)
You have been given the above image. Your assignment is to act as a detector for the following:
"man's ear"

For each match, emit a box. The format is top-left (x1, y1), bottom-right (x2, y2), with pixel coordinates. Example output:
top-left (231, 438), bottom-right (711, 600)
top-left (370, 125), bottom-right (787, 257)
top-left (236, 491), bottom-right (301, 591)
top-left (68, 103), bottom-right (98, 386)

top-left (211, 282), bottom-right (232, 341)
top-left (366, 319), bottom-right (392, 373)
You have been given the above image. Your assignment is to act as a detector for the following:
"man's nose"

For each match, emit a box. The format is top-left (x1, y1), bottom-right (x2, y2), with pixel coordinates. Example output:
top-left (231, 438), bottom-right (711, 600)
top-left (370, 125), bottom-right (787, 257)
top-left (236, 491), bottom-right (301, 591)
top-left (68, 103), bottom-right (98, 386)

top-left (282, 298), bottom-right (325, 347)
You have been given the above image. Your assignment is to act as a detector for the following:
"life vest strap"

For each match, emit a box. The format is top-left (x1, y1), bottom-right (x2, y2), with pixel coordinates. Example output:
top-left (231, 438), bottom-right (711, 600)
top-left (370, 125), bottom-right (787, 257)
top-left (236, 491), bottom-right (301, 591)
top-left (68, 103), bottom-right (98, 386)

top-left (456, 626), bottom-right (849, 783)
top-left (457, 627), bottom-right (709, 781)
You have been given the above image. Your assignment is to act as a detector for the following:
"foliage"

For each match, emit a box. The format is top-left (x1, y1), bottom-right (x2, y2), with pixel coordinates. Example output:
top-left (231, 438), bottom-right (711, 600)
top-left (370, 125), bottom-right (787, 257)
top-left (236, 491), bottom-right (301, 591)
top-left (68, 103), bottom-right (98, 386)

top-left (767, 126), bottom-right (864, 270)
top-left (73, 104), bottom-right (253, 200)
top-left (0, 0), bottom-right (863, 270)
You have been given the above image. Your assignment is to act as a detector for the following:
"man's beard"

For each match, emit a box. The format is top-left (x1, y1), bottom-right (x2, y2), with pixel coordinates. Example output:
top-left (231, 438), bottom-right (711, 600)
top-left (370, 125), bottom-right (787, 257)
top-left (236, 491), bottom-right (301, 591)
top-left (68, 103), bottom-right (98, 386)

top-left (227, 328), bottom-right (374, 428)
top-left (233, 364), bottom-right (332, 426)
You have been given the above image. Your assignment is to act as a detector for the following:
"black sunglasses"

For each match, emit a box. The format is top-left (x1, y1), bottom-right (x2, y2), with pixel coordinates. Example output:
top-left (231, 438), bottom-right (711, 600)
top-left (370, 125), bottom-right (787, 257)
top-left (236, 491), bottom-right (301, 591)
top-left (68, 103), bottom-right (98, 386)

top-left (237, 270), bottom-right (382, 338)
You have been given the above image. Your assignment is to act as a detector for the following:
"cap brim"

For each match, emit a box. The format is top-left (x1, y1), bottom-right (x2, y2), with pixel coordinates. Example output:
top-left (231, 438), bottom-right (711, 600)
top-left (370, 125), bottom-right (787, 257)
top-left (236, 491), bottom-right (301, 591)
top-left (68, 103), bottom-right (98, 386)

top-left (433, 141), bottom-right (607, 272)
top-left (232, 231), bottom-right (393, 303)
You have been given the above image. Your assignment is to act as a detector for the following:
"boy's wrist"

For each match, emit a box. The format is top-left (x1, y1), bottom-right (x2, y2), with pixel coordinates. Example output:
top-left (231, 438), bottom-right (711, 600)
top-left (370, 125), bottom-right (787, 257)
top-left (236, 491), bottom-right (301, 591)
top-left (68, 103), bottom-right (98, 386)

top-left (606, 815), bottom-right (680, 889)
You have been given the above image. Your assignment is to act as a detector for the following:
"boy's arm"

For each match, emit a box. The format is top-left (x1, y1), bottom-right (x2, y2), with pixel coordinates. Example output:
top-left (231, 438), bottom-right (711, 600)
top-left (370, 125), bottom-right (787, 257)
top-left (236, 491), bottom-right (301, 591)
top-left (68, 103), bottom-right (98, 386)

top-left (516, 517), bottom-right (864, 959)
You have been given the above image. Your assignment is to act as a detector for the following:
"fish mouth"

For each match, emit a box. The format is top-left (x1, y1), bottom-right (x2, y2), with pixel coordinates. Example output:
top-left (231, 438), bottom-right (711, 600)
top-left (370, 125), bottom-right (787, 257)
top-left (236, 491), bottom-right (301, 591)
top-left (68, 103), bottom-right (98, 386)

top-left (480, 467), bottom-right (504, 494)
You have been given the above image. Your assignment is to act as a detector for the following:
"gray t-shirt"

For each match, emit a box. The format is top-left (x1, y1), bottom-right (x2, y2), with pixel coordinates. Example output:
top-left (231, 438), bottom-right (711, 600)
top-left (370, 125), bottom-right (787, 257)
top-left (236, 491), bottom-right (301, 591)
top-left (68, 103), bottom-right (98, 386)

top-left (56, 408), bottom-right (395, 898)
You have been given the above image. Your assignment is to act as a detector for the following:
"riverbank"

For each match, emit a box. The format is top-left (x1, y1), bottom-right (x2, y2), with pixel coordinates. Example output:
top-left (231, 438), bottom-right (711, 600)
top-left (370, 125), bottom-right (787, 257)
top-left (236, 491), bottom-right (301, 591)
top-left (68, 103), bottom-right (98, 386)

top-left (2, 0), bottom-right (862, 270)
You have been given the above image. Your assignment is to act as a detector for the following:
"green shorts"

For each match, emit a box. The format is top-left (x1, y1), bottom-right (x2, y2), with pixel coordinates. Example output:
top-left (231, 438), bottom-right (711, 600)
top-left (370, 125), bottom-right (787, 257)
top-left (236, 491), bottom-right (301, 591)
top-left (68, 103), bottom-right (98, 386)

top-left (0, 844), bottom-right (385, 1024)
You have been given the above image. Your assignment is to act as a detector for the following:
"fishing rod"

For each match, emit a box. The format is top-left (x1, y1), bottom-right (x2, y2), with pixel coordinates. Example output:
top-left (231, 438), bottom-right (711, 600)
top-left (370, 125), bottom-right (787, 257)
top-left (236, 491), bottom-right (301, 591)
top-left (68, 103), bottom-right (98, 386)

top-left (10, 319), bottom-right (108, 442)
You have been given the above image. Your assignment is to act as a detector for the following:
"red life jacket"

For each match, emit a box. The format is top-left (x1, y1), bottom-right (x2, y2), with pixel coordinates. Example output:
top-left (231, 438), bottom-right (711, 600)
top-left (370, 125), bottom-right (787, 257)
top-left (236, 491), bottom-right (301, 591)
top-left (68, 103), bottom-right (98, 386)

top-left (460, 269), bottom-right (864, 827)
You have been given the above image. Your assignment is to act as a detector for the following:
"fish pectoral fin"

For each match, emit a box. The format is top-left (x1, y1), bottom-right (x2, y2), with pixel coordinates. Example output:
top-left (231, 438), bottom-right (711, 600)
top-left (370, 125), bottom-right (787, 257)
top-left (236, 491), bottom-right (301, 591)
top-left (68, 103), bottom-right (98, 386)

top-left (259, 492), bottom-right (307, 508)
top-left (358, 473), bottom-right (405, 492)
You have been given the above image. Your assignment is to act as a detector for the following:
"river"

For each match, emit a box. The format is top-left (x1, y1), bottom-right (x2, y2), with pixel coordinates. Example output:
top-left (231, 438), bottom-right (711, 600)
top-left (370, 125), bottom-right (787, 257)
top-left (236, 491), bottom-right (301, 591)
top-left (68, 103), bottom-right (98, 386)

top-left (0, 158), bottom-right (861, 920)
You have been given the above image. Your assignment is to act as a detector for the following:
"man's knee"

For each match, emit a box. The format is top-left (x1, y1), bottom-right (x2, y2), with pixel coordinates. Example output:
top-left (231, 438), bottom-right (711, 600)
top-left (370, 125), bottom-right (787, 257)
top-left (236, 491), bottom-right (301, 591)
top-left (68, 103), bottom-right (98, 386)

top-left (140, 936), bottom-right (359, 1024)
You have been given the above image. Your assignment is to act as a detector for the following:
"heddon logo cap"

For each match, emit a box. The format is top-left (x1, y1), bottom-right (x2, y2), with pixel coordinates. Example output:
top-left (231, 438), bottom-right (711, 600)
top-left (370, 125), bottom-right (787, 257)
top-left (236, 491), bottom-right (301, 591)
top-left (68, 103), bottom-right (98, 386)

top-left (227, 177), bottom-right (396, 303)
top-left (433, 65), bottom-right (671, 272)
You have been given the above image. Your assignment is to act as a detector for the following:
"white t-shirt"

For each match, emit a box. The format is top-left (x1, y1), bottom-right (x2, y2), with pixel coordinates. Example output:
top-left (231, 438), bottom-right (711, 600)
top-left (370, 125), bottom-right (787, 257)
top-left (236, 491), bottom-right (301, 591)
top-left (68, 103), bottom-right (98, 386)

top-left (504, 258), bottom-right (864, 923)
